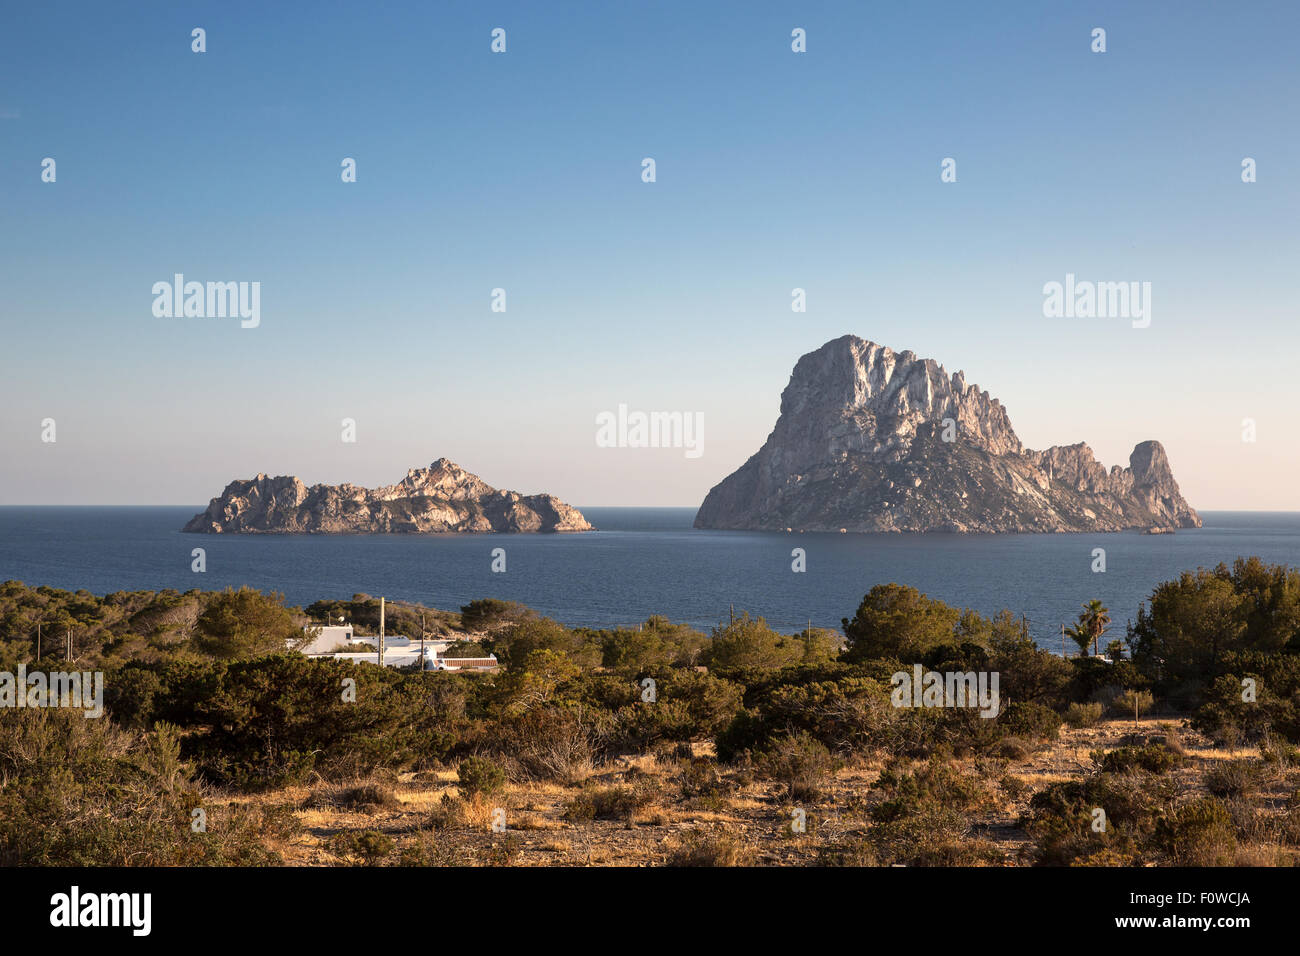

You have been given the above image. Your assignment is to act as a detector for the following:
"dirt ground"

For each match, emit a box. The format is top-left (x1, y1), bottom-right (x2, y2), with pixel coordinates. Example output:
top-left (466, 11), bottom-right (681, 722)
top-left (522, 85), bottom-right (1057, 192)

top-left (215, 717), bottom-right (1300, 866)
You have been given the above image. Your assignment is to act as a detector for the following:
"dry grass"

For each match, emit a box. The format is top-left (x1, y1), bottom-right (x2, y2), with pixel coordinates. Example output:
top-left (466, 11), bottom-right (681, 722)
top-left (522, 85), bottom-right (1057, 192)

top-left (234, 717), bottom-right (1300, 866)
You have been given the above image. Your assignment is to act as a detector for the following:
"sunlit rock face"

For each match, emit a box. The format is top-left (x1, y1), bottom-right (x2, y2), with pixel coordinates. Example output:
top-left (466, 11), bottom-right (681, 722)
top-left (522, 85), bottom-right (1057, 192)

top-left (183, 458), bottom-right (594, 534)
top-left (695, 335), bottom-right (1200, 534)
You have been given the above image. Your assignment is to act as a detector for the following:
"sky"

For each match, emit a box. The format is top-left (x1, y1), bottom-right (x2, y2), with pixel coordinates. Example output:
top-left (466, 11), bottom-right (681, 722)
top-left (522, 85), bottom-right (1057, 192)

top-left (1, 0), bottom-right (1297, 509)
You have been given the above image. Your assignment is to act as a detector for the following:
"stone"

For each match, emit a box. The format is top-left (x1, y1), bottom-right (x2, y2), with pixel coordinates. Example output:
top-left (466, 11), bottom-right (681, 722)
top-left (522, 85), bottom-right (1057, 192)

top-left (694, 335), bottom-right (1200, 533)
top-left (183, 458), bottom-right (593, 534)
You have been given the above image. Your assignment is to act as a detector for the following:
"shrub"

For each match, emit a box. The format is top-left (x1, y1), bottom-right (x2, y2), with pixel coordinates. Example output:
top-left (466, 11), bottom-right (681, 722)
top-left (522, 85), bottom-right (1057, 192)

top-left (1064, 702), bottom-right (1104, 729)
top-left (329, 829), bottom-right (395, 865)
top-left (1001, 701), bottom-right (1062, 741)
top-left (664, 830), bottom-right (754, 867)
top-left (757, 732), bottom-right (840, 802)
top-left (563, 784), bottom-right (653, 822)
top-left (1113, 689), bottom-right (1155, 719)
top-left (1260, 733), bottom-right (1300, 769)
top-left (1024, 772), bottom-right (1174, 865)
top-left (1274, 793), bottom-right (1300, 846)
top-left (399, 828), bottom-right (466, 867)
top-left (165, 656), bottom-right (467, 789)
top-left (1204, 759), bottom-right (1264, 800)
top-left (816, 839), bottom-right (879, 867)
top-left (1158, 724), bottom-right (1188, 756)
top-left (867, 758), bottom-right (998, 865)
top-left (457, 756), bottom-right (506, 798)
top-left (495, 705), bottom-right (597, 785)
top-left (192, 587), bottom-right (305, 659)
top-left (1094, 745), bottom-right (1182, 775)
top-left (678, 758), bottom-right (735, 801)
top-left (996, 736), bottom-right (1033, 760)
top-left (0, 711), bottom-right (285, 865)
top-left (1153, 798), bottom-right (1236, 865)
top-left (871, 756), bottom-right (987, 823)
top-left (459, 598), bottom-right (534, 633)
top-left (429, 793), bottom-right (467, 830)
top-left (305, 781), bottom-right (401, 812)
top-left (866, 755), bottom-right (1004, 864)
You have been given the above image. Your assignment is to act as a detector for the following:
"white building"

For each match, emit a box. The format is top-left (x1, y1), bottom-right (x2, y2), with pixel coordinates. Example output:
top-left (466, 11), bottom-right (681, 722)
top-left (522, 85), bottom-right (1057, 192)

top-left (299, 624), bottom-right (357, 655)
top-left (303, 634), bottom-right (497, 671)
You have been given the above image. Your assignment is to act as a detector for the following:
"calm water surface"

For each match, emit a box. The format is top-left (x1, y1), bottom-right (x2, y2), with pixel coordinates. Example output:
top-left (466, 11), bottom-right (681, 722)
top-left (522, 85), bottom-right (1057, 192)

top-left (1, 507), bottom-right (1297, 648)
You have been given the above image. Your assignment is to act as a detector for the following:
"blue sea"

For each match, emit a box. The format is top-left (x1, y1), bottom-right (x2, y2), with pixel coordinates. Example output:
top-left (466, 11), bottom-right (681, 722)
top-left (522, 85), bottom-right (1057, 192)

top-left (0, 507), bottom-right (1297, 648)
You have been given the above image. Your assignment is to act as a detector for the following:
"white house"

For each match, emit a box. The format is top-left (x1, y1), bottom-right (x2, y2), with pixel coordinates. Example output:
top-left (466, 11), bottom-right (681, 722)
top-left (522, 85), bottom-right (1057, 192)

top-left (299, 624), bottom-right (356, 655)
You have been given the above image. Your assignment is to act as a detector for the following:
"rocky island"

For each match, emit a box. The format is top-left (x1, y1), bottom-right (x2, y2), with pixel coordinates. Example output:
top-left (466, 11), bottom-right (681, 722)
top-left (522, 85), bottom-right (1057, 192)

top-left (695, 335), bottom-right (1201, 534)
top-left (183, 458), bottom-right (593, 534)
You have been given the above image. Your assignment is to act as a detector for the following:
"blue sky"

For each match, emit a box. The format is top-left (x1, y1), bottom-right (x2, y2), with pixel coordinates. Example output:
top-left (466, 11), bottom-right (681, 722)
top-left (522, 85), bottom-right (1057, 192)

top-left (2, 0), bottom-right (1297, 508)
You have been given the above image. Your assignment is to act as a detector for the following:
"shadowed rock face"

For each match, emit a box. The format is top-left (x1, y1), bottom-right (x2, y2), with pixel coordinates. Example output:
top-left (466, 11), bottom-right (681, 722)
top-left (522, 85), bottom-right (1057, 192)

top-left (695, 335), bottom-right (1201, 533)
top-left (183, 458), bottom-right (593, 534)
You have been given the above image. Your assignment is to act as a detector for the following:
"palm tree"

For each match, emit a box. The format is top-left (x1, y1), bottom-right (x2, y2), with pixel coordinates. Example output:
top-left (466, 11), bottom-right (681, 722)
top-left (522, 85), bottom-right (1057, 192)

top-left (1080, 600), bottom-right (1111, 656)
top-left (1064, 622), bottom-right (1092, 657)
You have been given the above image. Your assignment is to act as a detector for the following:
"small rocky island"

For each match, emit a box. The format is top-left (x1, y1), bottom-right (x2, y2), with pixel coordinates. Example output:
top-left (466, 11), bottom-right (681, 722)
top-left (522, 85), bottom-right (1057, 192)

top-left (183, 458), bottom-right (593, 534)
top-left (695, 335), bottom-right (1201, 534)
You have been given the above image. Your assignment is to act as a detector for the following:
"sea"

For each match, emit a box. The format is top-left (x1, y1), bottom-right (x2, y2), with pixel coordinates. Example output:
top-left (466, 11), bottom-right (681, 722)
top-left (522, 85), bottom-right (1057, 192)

top-left (0, 507), bottom-right (1297, 650)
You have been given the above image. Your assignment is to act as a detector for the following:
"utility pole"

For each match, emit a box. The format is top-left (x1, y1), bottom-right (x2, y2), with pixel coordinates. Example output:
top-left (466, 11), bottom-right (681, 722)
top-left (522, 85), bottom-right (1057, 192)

top-left (1060, 623), bottom-right (1066, 659)
top-left (66, 626), bottom-right (72, 662)
top-left (420, 611), bottom-right (426, 672)
top-left (36, 622), bottom-right (41, 660)
top-left (379, 597), bottom-right (385, 668)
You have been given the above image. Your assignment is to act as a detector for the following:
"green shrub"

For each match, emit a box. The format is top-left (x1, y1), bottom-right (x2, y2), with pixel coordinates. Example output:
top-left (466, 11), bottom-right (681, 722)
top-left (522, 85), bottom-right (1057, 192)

top-left (871, 756), bottom-right (986, 824)
top-left (678, 758), bottom-right (735, 801)
top-left (0, 711), bottom-right (286, 865)
top-left (757, 732), bottom-right (840, 802)
top-left (330, 829), bottom-right (395, 865)
top-left (1113, 689), bottom-right (1155, 719)
top-left (1153, 798), bottom-right (1236, 865)
top-left (1094, 744), bottom-right (1182, 775)
top-left (867, 758), bottom-right (998, 865)
top-left (1001, 701), bottom-right (1062, 741)
top-left (457, 756), bottom-right (506, 798)
top-left (305, 781), bottom-right (401, 812)
top-left (1024, 772), bottom-right (1174, 865)
top-left (1064, 702), bottom-right (1104, 728)
top-left (563, 784), bottom-right (653, 822)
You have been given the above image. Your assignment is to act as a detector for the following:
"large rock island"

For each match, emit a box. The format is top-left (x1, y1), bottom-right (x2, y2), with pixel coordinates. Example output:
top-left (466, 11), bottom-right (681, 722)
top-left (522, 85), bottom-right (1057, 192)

top-left (183, 458), bottom-right (594, 534)
top-left (695, 336), bottom-right (1201, 534)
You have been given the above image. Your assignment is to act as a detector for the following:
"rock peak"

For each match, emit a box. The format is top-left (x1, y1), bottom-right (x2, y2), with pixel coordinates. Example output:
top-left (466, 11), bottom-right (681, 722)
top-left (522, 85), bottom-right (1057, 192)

top-left (695, 337), bottom-right (1200, 533)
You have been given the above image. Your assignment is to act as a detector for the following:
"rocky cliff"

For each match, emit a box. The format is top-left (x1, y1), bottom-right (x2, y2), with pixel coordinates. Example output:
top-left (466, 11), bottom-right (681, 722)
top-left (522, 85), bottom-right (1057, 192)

top-left (694, 336), bottom-right (1200, 533)
top-left (183, 459), bottom-right (594, 533)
